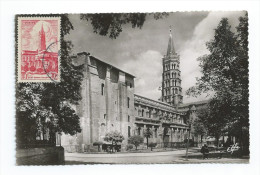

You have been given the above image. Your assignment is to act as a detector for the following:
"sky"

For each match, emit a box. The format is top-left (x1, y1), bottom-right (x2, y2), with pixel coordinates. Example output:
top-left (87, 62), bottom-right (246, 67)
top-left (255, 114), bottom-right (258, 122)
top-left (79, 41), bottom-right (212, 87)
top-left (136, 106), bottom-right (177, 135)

top-left (22, 20), bottom-right (58, 51)
top-left (66, 11), bottom-right (246, 103)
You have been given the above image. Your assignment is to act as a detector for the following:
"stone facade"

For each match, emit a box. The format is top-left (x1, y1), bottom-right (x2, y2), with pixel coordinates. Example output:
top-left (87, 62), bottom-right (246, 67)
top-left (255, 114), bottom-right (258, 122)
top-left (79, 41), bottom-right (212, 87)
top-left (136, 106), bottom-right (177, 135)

top-left (61, 30), bottom-right (208, 152)
top-left (61, 52), bottom-right (136, 152)
top-left (134, 94), bottom-right (190, 144)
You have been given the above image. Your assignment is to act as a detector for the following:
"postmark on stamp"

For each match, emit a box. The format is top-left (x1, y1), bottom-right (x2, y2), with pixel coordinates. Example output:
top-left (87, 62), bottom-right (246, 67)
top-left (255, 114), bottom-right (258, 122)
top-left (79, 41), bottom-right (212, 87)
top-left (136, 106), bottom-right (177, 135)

top-left (17, 17), bottom-right (61, 82)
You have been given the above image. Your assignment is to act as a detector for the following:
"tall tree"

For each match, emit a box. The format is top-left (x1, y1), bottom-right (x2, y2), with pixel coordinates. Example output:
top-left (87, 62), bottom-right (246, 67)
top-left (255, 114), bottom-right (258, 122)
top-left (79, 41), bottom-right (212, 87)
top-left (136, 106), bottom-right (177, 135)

top-left (186, 14), bottom-right (249, 152)
top-left (192, 117), bottom-right (207, 143)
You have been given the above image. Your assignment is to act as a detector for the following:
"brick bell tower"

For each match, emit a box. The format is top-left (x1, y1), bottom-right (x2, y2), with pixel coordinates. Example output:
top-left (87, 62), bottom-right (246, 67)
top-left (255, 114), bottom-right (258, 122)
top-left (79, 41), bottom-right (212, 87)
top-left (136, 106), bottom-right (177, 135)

top-left (39, 23), bottom-right (46, 51)
top-left (161, 28), bottom-right (183, 106)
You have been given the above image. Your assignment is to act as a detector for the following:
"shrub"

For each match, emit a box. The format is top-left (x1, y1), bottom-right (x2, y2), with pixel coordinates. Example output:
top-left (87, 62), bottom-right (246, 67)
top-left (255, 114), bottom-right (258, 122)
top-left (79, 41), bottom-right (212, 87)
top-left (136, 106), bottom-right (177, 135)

top-left (128, 135), bottom-right (144, 150)
top-left (104, 131), bottom-right (124, 152)
top-left (126, 144), bottom-right (134, 151)
top-left (148, 142), bottom-right (157, 151)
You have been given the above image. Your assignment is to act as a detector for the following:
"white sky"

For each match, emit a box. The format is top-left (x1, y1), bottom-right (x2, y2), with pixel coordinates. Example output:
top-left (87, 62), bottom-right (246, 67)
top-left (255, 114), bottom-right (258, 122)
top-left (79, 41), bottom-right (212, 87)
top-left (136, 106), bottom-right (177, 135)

top-left (66, 11), bottom-right (246, 103)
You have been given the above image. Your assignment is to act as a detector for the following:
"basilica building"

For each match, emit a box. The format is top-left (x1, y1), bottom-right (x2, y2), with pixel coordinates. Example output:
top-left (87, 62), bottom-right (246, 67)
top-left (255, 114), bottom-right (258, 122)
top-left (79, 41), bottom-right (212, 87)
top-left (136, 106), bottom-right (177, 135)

top-left (61, 30), bottom-right (207, 152)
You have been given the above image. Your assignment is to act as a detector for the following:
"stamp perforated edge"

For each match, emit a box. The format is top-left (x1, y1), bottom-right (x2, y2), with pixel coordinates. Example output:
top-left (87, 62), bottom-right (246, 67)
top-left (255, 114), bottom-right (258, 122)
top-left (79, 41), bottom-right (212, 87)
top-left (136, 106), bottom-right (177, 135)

top-left (17, 16), bottom-right (61, 83)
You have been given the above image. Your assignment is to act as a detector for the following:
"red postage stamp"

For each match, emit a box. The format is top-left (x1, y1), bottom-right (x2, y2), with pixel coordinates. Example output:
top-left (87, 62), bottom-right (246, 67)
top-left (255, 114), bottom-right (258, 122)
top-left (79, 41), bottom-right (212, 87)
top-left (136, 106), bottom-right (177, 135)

top-left (17, 17), bottom-right (61, 82)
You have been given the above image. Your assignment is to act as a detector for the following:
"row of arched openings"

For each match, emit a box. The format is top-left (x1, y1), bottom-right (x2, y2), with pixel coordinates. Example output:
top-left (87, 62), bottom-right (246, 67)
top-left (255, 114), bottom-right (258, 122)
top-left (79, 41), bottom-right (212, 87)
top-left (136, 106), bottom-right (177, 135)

top-left (165, 88), bottom-right (180, 95)
top-left (165, 63), bottom-right (179, 71)
top-left (164, 80), bottom-right (179, 87)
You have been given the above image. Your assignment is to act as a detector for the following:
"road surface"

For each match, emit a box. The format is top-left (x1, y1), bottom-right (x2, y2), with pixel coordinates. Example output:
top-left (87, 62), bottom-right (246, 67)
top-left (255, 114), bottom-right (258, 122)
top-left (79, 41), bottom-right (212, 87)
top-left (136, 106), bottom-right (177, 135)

top-left (65, 150), bottom-right (249, 164)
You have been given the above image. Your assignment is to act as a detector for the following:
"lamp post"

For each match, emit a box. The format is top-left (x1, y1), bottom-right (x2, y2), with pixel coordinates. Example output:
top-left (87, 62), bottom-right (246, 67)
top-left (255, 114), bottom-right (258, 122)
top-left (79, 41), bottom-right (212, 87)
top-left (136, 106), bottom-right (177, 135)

top-left (185, 123), bottom-right (191, 160)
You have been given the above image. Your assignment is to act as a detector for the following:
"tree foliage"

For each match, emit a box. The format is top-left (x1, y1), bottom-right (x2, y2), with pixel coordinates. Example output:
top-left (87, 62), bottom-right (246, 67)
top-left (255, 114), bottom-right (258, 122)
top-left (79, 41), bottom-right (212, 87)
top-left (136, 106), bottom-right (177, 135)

top-left (104, 131), bottom-right (124, 145)
top-left (148, 142), bottom-right (157, 151)
top-left (80, 13), bottom-right (169, 39)
top-left (143, 128), bottom-right (153, 148)
top-left (128, 135), bottom-right (144, 150)
top-left (186, 13), bottom-right (249, 150)
top-left (193, 117), bottom-right (207, 137)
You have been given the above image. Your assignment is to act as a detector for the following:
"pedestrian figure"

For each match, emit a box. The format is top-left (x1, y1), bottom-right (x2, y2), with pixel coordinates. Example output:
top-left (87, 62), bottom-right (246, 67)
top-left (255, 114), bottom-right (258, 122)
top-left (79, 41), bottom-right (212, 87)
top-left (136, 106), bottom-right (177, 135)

top-left (201, 144), bottom-right (209, 159)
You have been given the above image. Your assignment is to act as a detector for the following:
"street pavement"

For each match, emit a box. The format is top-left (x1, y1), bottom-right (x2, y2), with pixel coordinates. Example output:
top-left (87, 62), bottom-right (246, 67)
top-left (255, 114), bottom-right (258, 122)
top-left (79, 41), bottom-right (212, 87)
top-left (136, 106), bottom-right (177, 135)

top-left (65, 149), bottom-right (249, 164)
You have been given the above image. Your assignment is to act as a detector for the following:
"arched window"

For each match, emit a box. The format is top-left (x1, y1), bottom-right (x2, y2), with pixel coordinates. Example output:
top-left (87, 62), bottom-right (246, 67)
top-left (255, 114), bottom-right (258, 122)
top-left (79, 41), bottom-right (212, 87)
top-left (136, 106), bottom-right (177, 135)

top-left (127, 97), bottom-right (130, 108)
top-left (142, 109), bottom-right (144, 117)
top-left (101, 83), bottom-right (105, 95)
top-left (173, 88), bottom-right (175, 94)
top-left (171, 64), bottom-right (174, 69)
top-left (128, 115), bottom-right (130, 122)
top-left (174, 64), bottom-right (176, 69)
top-left (174, 80), bottom-right (177, 86)
top-left (176, 88), bottom-right (178, 94)
top-left (174, 72), bottom-right (176, 78)
top-left (128, 126), bottom-right (131, 137)
top-left (138, 127), bottom-right (141, 136)
top-left (155, 128), bottom-right (157, 138)
top-left (172, 72), bottom-right (174, 78)
top-left (101, 123), bottom-right (106, 137)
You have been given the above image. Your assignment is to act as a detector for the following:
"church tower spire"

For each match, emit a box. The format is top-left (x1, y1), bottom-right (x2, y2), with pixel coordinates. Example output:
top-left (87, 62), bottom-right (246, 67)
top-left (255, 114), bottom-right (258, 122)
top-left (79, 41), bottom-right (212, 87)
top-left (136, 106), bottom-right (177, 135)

top-left (166, 27), bottom-right (176, 56)
top-left (161, 27), bottom-right (183, 106)
top-left (39, 23), bottom-right (46, 51)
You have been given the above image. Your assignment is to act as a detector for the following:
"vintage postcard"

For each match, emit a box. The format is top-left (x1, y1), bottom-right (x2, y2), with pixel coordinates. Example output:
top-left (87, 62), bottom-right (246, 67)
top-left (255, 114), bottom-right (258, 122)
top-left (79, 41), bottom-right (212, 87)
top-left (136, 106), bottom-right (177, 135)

top-left (17, 17), bottom-right (60, 82)
top-left (15, 12), bottom-right (249, 165)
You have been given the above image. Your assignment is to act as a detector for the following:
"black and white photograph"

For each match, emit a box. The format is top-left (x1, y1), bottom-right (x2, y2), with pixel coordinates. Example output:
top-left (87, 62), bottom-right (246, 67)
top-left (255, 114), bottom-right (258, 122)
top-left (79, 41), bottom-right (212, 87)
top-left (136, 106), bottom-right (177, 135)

top-left (15, 11), bottom-right (249, 164)
top-left (0, 1), bottom-right (260, 175)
